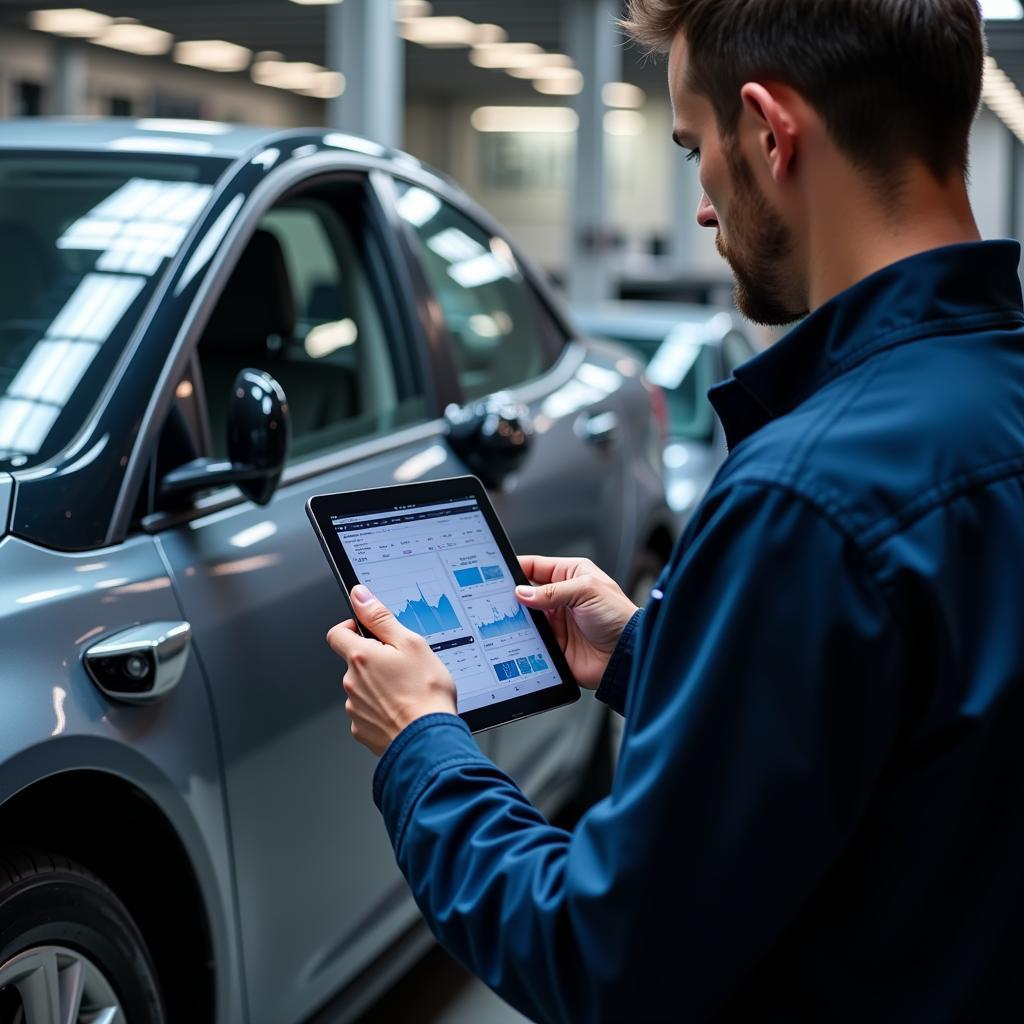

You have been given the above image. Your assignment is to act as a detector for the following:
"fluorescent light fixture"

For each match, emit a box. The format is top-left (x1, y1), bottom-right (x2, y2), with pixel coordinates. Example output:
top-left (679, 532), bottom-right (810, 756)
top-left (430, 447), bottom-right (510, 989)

top-left (603, 82), bottom-right (646, 108)
top-left (471, 106), bottom-right (579, 133)
top-left (534, 75), bottom-right (584, 96)
top-left (983, 57), bottom-right (1024, 143)
top-left (476, 24), bottom-right (508, 45)
top-left (399, 16), bottom-right (480, 47)
top-left (981, 0), bottom-right (1023, 18)
top-left (470, 42), bottom-right (544, 68)
top-left (604, 109), bottom-right (646, 136)
top-left (174, 39), bottom-right (252, 72)
top-left (395, 0), bottom-right (432, 17)
top-left (94, 20), bottom-right (173, 56)
top-left (29, 7), bottom-right (110, 36)
top-left (252, 58), bottom-right (345, 97)
top-left (509, 65), bottom-right (581, 82)
top-left (289, 0), bottom-right (342, 4)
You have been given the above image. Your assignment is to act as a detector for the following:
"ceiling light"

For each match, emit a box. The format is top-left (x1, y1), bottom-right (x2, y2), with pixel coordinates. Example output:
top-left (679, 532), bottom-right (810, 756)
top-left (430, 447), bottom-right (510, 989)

top-left (29, 7), bottom-right (111, 36)
top-left (983, 57), bottom-right (1024, 143)
top-left (298, 70), bottom-right (345, 98)
top-left (94, 20), bottom-right (173, 56)
top-left (981, 0), bottom-right (1023, 18)
top-left (604, 109), bottom-right (646, 136)
top-left (603, 82), bottom-right (646, 108)
top-left (252, 57), bottom-right (344, 98)
top-left (289, 0), bottom-right (343, 5)
top-left (471, 106), bottom-right (579, 133)
top-left (534, 74), bottom-right (584, 96)
top-left (470, 42), bottom-right (543, 68)
top-left (174, 40), bottom-right (251, 72)
top-left (508, 65), bottom-right (581, 81)
top-left (395, 0), bottom-right (432, 16)
top-left (475, 24), bottom-right (508, 45)
top-left (400, 16), bottom-right (480, 47)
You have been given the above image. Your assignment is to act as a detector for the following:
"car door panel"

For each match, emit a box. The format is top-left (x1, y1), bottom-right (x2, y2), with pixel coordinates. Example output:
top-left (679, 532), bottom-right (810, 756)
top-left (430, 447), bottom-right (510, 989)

top-left (159, 437), bottom-right (480, 1024)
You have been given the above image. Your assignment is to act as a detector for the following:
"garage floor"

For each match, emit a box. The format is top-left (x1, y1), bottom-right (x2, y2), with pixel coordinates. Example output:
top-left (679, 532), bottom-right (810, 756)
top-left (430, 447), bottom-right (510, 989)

top-left (357, 944), bottom-right (529, 1023)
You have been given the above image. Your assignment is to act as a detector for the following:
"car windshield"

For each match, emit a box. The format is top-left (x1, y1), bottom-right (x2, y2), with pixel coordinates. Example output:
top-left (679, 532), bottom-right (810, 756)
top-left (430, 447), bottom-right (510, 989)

top-left (0, 151), bottom-right (228, 469)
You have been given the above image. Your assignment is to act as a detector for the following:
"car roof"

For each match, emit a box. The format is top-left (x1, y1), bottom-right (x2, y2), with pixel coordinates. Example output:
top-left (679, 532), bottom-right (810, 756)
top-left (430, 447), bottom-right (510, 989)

top-left (0, 118), bottom-right (384, 162)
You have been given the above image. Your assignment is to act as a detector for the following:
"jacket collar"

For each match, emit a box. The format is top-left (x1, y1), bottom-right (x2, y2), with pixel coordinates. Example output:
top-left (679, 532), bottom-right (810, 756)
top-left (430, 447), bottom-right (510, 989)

top-left (708, 240), bottom-right (1024, 450)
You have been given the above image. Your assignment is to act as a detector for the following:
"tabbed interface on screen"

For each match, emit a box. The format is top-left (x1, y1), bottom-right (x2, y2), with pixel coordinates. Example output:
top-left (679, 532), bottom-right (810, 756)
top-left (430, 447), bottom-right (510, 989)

top-left (332, 498), bottom-right (561, 714)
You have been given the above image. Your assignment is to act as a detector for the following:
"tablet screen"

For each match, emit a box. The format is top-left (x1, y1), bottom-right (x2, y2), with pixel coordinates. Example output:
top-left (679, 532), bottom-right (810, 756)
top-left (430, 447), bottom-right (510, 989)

top-left (331, 496), bottom-right (562, 714)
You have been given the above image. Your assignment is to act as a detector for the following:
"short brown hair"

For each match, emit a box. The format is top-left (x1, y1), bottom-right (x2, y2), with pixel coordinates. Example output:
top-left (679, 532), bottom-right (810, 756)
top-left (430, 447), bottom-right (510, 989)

top-left (622, 0), bottom-right (985, 181)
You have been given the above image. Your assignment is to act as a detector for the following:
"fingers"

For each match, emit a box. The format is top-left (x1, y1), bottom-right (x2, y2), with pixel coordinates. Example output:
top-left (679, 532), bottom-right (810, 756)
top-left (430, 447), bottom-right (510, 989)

top-left (349, 584), bottom-right (415, 647)
top-left (518, 554), bottom-right (593, 586)
top-left (326, 619), bottom-right (362, 660)
top-left (515, 575), bottom-right (593, 611)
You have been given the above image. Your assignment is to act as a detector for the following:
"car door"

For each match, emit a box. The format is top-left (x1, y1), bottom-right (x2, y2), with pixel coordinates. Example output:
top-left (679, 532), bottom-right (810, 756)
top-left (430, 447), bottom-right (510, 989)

top-left (388, 178), bottom-right (628, 791)
top-left (150, 173), bottom-right (479, 1024)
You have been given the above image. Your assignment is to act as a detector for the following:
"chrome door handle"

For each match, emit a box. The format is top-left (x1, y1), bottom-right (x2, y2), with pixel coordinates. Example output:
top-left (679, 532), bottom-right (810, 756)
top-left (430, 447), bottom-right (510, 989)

top-left (579, 410), bottom-right (619, 445)
top-left (84, 621), bottom-right (191, 704)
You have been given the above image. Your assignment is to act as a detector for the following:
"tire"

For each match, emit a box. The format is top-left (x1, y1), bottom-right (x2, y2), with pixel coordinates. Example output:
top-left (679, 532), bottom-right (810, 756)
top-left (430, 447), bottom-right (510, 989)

top-left (0, 849), bottom-right (165, 1024)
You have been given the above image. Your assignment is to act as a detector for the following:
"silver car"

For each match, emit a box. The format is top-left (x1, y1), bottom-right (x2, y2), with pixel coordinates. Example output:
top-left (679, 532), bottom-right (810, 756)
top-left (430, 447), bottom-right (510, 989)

top-left (574, 302), bottom-right (758, 527)
top-left (0, 120), bottom-right (675, 1024)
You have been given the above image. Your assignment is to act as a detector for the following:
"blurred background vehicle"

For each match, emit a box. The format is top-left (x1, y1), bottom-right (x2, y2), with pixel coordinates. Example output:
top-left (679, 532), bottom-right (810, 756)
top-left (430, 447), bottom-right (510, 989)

top-left (575, 303), bottom-right (757, 526)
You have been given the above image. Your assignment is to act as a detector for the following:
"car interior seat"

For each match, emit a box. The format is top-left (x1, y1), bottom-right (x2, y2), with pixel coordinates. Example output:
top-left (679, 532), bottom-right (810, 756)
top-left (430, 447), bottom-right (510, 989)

top-left (198, 228), bottom-right (358, 458)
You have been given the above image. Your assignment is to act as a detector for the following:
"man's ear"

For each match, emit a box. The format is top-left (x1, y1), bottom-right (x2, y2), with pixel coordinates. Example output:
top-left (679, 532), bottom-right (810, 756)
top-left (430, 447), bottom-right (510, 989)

top-left (739, 82), bottom-right (798, 184)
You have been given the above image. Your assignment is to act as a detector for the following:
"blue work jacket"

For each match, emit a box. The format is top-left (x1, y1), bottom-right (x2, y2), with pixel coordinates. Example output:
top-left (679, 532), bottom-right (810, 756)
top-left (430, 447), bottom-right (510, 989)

top-left (372, 240), bottom-right (1024, 1022)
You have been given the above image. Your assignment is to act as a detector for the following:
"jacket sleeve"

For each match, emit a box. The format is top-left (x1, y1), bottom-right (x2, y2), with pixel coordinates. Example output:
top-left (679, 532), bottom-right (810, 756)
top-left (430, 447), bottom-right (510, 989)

top-left (593, 607), bottom-right (644, 716)
top-left (371, 482), bottom-right (908, 1023)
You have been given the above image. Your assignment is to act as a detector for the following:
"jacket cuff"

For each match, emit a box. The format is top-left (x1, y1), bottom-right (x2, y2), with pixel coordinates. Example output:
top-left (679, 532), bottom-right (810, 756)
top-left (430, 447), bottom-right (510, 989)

top-left (372, 712), bottom-right (486, 849)
top-left (595, 608), bottom-right (644, 717)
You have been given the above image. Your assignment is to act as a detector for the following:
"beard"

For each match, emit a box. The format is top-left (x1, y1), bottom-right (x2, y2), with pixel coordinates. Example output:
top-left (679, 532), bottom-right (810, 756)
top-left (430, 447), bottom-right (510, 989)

top-left (716, 142), bottom-right (808, 327)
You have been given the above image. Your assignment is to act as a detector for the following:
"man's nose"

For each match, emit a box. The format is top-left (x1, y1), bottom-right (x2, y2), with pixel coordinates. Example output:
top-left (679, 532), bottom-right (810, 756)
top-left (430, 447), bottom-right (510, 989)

top-left (697, 191), bottom-right (719, 229)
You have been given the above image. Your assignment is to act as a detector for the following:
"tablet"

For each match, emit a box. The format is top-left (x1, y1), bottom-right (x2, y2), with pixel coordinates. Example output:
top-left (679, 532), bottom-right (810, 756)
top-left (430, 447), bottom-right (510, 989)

top-left (307, 476), bottom-right (580, 733)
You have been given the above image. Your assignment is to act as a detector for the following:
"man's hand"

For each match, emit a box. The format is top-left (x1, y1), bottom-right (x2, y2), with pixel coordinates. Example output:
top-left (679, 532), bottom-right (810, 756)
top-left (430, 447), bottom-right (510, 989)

top-left (326, 584), bottom-right (457, 756)
top-left (515, 556), bottom-right (639, 689)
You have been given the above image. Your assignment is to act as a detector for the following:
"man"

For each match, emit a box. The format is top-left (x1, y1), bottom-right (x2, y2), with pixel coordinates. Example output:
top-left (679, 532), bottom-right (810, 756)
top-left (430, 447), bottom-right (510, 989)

top-left (328, 0), bottom-right (1024, 1019)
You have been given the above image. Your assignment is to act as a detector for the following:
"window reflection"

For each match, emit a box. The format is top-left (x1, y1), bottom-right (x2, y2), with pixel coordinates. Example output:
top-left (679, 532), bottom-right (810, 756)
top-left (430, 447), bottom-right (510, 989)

top-left (0, 155), bottom-right (223, 467)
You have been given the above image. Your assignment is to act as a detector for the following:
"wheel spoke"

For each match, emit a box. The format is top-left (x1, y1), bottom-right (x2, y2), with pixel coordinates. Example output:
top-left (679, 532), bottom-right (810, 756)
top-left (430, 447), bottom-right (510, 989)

top-left (57, 956), bottom-right (84, 1024)
top-left (13, 951), bottom-right (61, 1024)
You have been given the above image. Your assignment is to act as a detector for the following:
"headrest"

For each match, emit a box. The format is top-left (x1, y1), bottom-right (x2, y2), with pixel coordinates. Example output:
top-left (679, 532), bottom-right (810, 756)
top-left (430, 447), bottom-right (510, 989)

top-left (201, 228), bottom-right (296, 353)
top-left (0, 221), bottom-right (53, 319)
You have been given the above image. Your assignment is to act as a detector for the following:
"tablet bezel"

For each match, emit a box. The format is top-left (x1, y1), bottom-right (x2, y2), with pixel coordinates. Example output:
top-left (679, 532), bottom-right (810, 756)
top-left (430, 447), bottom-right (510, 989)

top-left (307, 475), bottom-right (580, 733)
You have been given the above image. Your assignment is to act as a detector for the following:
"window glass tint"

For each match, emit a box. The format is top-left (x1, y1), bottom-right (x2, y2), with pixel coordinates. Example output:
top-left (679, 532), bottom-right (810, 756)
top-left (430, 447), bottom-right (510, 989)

top-left (395, 183), bottom-right (549, 400)
top-left (197, 184), bottom-right (424, 463)
top-left (0, 151), bottom-right (226, 469)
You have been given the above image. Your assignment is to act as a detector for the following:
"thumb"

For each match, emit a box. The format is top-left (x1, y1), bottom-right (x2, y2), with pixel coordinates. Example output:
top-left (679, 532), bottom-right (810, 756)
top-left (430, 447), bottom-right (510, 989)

top-left (350, 584), bottom-right (409, 646)
top-left (515, 577), bottom-right (592, 612)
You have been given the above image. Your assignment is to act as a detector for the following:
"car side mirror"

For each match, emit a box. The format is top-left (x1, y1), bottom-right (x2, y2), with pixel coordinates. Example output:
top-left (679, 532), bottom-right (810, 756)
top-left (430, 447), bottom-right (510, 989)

top-left (160, 368), bottom-right (290, 506)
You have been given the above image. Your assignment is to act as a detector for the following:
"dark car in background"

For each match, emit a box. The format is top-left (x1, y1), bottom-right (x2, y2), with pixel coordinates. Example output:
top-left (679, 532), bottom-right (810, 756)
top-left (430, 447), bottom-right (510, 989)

top-left (0, 120), bottom-right (675, 1024)
top-left (574, 302), bottom-right (758, 526)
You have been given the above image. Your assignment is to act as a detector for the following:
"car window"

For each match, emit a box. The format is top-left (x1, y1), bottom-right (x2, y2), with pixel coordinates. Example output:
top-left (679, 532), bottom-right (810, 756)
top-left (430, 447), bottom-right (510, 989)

top-left (0, 151), bottom-right (227, 470)
top-left (196, 181), bottom-right (425, 462)
top-left (394, 183), bottom-right (550, 401)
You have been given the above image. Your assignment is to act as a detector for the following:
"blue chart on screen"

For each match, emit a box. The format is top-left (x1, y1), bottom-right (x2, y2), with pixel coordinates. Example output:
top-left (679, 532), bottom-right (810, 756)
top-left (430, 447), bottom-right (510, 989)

top-left (453, 567), bottom-right (483, 587)
top-left (476, 601), bottom-right (530, 639)
top-left (395, 585), bottom-right (461, 636)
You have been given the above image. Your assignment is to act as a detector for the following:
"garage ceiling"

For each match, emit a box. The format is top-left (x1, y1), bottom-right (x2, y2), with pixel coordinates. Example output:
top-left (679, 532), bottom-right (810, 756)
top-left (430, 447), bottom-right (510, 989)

top-left (0, 0), bottom-right (663, 103)
top-left (0, 1), bottom-right (1020, 107)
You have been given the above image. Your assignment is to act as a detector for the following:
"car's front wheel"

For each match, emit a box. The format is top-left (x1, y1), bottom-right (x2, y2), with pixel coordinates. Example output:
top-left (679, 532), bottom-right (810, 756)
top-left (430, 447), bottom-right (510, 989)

top-left (0, 850), bottom-right (165, 1024)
